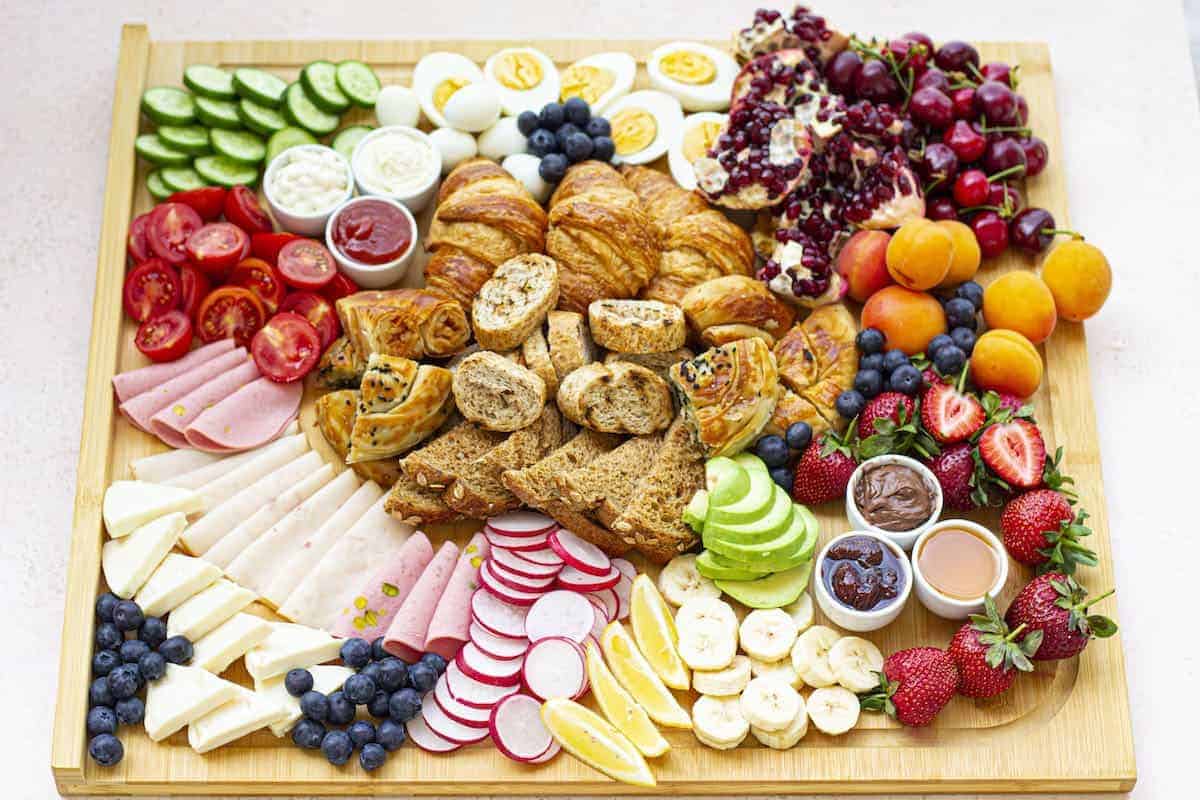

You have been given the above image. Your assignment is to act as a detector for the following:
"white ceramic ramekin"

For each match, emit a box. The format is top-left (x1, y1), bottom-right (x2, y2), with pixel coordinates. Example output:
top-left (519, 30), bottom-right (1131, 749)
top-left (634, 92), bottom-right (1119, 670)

top-left (845, 454), bottom-right (943, 552)
top-left (324, 196), bottom-right (418, 289)
top-left (350, 125), bottom-right (441, 213)
top-left (262, 144), bottom-right (354, 236)
top-left (813, 531), bottom-right (912, 632)
top-left (910, 519), bottom-right (1009, 620)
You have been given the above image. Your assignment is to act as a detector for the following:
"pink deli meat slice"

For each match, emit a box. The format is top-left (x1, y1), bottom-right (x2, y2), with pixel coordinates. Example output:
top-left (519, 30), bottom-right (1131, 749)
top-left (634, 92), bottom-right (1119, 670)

top-left (383, 541), bottom-right (459, 662)
top-left (423, 533), bottom-right (491, 660)
top-left (185, 376), bottom-right (303, 453)
top-left (331, 532), bottom-right (434, 639)
top-left (112, 339), bottom-right (236, 403)
top-left (148, 360), bottom-right (260, 449)
top-left (118, 347), bottom-right (248, 433)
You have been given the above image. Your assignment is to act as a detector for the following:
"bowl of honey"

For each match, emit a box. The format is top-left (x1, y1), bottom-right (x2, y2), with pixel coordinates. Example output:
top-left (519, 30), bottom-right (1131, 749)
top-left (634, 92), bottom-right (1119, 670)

top-left (911, 520), bottom-right (1008, 619)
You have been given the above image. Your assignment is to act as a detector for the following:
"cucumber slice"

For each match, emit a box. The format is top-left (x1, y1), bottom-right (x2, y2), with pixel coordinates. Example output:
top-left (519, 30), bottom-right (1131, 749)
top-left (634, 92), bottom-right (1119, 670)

top-left (301, 61), bottom-right (351, 113)
top-left (160, 166), bottom-right (207, 193)
top-left (183, 64), bottom-right (236, 100)
top-left (194, 96), bottom-right (242, 130)
top-left (210, 129), bottom-right (266, 165)
top-left (265, 126), bottom-right (319, 166)
top-left (194, 155), bottom-right (259, 187)
top-left (141, 86), bottom-right (195, 126)
top-left (335, 60), bottom-right (381, 108)
top-left (233, 67), bottom-right (288, 108)
top-left (238, 98), bottom-right (287, 135)
top-left (146, 170), bottom-right (173, 200)
top-left (134, 134), bottom-right (192, 167)
top-left (283, 83), bottom-right (340, 136)
top-left (157, 125), bottom-right (211, 155)
top-left (331, 125), bottom-right (373, 162)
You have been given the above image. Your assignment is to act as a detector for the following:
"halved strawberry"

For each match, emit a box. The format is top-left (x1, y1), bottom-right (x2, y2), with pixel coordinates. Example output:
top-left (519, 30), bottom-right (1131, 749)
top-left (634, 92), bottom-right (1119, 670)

top-left (921, 382), bottom-right (984, 443)
top-left (978, 420), bottom-right (1046, 489)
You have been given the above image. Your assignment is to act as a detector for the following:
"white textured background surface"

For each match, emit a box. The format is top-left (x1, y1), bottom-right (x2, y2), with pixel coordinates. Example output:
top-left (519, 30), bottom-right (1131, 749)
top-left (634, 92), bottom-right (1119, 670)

top-left (1, 0), bottom-right (1197, 797)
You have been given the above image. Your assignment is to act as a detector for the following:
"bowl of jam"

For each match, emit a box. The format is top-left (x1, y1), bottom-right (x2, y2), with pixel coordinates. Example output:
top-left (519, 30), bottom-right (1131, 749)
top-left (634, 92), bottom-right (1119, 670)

top-left (814, 532), bottom-right (912, 632)
top-left (324, 195), bottom-right (418, 288)
top-left (846, 454), bottom-right (942, 551)
top-left (911, 519), bottom-right (1008, 619)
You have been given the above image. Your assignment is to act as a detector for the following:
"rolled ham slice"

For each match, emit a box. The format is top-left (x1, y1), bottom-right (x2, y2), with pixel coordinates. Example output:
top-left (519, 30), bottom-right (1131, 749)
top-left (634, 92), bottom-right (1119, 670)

top-left (423, 533), bottom-right (490, 660)
top-left (149, 361), bottom-right (260, 449)
top-left (112, 339), bottom-right (236, 403)
top-left (185, 377), bottom-right (303, 453)
top-left (383, 541), bottom-right (459, 661)
top-left (331, 532), bottom-right (433, 640)
top-left (119, 348), bottom-right (249, 433)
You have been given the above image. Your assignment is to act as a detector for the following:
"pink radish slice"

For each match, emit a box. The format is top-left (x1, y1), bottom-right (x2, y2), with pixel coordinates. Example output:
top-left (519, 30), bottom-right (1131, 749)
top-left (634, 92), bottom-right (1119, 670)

top-left (480, 562), bottom-right (549, 606)
top-left (556, 564), bottom-right (620, 592)
top-left (456, 642), bottom-right (524, 686)
top-left (434, 673), bottom-right (493, 726)
top-left (484, 528), bottom-right (550, 552)
top-left (587, 588), bottom-right (619, 622)
top-left (524, 590), bottom-right (596, 644)
top-left (444, 660), bottom-right (519, 709)
top-left (589, 603), bottom-right (608, 642)
top-left (489, 693), bottom-right (555, 763)
top-left (490, 546), bottom-right (563, 579)
top-left (470, 588), bottom-right (529, 639)
top-left (522, 637), bottom-right (587, 701)
top-left (530, 740), bottom-right (561, 763)
top-left (407, 711), bottom-right (461, 753)
top-left (486, 511), bottom-right (556, 536)
top-left (469, 621), bottom-right (530, 660)
top-left (614, 574), bottom-right (632, 620)
top-left (547, 529), bottom-right (612, 576)
top-left (422, 691), bottom-right (490, 745)
top-left (487, 558), bottom-right (557, 591)
top-left (611, 558), bottom-right (636, 580)
top-left (511, 546), bottom-right (564, 567)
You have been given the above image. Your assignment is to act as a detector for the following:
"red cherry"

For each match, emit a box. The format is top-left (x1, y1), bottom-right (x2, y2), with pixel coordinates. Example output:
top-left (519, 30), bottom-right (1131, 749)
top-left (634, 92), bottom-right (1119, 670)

top-left (986, 182), bottom-right (1022, 214)
top-left (980, 62), bottom-right (1014, 86)
top-left (971, 210), bottom-right (1009, 257)
top-left (942, 120), bottom-right (987, 162)
top-left (953, 169), bottom-right (989, 207)
top-left (1019, 136), bottom-right (1049, 177)
top-left (927, 196), bottom-right (959, 221)
top-left (950, 87), bottom-right (976, 120)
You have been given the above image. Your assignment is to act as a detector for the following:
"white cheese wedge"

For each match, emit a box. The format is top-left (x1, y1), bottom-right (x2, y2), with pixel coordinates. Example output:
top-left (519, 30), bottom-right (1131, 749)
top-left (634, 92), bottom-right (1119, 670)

top-left (132, 448), bottom-right (223, 483)
top-left (167, 579), bottom-right (256, 642)
top-left (103, 481), bottom-right (204, 538)
top-left (144, 664), bottom-right (240, 742)
top-left (256, 664), bottom-right (355, 737)
top-left (187, 686), bottom-right (289, 754)
top-left (196, 433), bottom-right (309, 511)
top-left (135, 553), bottom-right (222, 617)
top-left (244, 622), bottom-right (343, 683)
top-left (162, 422), bottom-right (299, 490)
top-left (101, 512), bottom-right (187, 599)
top-left (190, 612), bottom-right (273, 674)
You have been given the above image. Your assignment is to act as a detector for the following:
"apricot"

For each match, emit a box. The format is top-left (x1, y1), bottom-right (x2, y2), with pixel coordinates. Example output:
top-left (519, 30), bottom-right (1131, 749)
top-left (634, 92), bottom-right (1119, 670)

top-left (936, 220), bottom-right (982, 287)
top-left (1041, 240), bottom-right (1112, 321)
top-left (970, 329), bottom-right (1043, 398)
top-left (861, 285), bottom-right (948, 355)
top-left (837, 230), bottom-right (894, 302)
top-left (982, 271), bottom-right (1057, 345)
top-left (885, 218), bottom-right (953, 290)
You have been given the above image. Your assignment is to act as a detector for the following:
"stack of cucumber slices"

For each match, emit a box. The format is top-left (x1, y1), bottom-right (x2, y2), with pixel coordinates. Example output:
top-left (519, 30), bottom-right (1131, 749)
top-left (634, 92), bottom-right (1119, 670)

top-left (137, 61), bottom-right (382, 200)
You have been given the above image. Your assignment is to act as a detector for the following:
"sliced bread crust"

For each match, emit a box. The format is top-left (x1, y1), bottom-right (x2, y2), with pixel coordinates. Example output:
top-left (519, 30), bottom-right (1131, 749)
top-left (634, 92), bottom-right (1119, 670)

top-left (401, 419), bottom-right (505, 490)
top-left (557, 434), bottom-right (664, 527)
top-left (472, 254), bottom-right (560, 351)
top-left (546, 310), bottom-right (597, 380)
top-left (452, 350), bottom-right (547, 432)
top-left (587, 299), bottom-right (687, 354)
top-left (556, 361), bottom-right (674, 435)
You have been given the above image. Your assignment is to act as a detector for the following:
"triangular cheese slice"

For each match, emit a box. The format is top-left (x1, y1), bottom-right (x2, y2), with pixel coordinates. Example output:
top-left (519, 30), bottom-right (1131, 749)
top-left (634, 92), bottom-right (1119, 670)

top-left (103, 480), bottom-right (203, 538)
top-left (244, 622), bottom-right (343, 683)
top-left (144, 664), bottom-right (239, 742)
top-left (256, 664), bottom-right (355, 737)
top-left (187, 686), bottom-right (289, 753)
top-left (167, 579), bottom-right (256, 642)
top-left (191, 612), bottom-right (273, 674)
top-left (102, 513), bottom-right (186, 599)
top-left (135, 553), bottom-right (221, 617)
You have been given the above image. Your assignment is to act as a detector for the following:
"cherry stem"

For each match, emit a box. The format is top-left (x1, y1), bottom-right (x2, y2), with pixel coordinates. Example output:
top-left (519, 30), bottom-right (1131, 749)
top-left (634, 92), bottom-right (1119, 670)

top-left (977, 119), bottom-right (1033, 137)
top-left (987, 165), bottom-right (1024, 183)
top-left (1041, 227), bottom-right (1082, 239)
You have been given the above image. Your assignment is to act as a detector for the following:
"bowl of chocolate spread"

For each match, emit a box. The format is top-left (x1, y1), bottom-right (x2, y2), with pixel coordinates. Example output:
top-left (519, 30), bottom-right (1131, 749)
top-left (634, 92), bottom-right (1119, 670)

top-left (846, 454), bottom-right (943, 550)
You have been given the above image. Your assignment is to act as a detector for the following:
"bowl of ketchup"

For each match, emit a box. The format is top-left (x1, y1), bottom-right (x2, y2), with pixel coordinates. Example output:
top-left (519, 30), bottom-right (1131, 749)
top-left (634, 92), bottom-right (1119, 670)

top-left (325, 196), bottom-right (417, 289)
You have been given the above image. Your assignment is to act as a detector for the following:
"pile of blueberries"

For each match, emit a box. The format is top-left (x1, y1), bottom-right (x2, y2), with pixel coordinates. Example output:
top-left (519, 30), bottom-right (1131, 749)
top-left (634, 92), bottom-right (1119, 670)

top-left (287, 636), bottom-right (445, 771)
top-left (87, 592), bottom-right (194, 766)
top-left (517, 97), bottom-right (616, 184)
top-left (752, 420), bottom-right (815, 492)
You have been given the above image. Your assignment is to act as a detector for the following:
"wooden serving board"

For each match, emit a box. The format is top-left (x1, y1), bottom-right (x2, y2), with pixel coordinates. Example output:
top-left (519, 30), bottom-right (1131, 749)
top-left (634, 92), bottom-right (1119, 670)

top-left (51, 26), bottom-right (1136, 795)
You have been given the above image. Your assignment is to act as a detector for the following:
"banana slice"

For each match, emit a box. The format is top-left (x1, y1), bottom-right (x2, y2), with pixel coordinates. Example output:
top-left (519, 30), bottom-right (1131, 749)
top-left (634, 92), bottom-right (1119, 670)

top-left (674, 597), bottom-right (738, 671)
top-left (806, 686), bottom-right (860, 736)
top-left (691, 694), bottom-right (749, 750)
top-left (790, 625), bottom-right (840, 688)
top-left (738, 608), bottom-right (799, 662)
top-left (657, 554), bottom-right (721, 607)
top-left (748, 655), bottom-right (803, 690)
top-left (828, 636), bottom-right (884, 693)
top-left (692, 655), bottom-right (751, 696)
top-left (739, 676), bottom-right (801, 733)
top-left (751, 695), bottom-right (808, 749)
top-left (781, 593), bottom-right (814, 633)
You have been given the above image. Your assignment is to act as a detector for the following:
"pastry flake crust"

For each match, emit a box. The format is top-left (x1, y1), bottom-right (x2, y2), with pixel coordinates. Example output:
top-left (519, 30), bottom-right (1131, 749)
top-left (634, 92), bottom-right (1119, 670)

top-left (773, 303), bottom-right (857, 430)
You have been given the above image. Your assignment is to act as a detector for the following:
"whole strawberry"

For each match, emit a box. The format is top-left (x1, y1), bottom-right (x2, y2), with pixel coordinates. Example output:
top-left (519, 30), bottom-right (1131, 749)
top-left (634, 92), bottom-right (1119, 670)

top-left (1004, 573), bottom-right (1117, 660)
top-left (856, 393), bottom-right (938, 460)
top-left (860, 647), bottom-right (958, 727)
top-left (1001, 490), bottom-right (1096, 573)
top-left (791, 432), bottom-right (857, 505)
top-left (924, 443), bottom-right (976, 510)
top-left (948, 596), bottom-right (1042, 698)
top-left (857, 392), bottom-right (915, 440)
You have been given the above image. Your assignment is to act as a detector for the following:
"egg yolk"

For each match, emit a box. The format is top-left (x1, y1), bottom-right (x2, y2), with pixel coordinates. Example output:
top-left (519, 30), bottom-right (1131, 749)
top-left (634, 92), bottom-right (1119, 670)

top-left (433, 77), bottom-right (471, 111)
top-left (561, 64), bottom-right (615, 106)
top-left (660, 50), bottom-right (717, 85)
top-left (611, 107), bottom-right (658, 156)
top-left (494, 52), bottom-right (544, 91)
top-left (682, 120), bottom-right (724, 162)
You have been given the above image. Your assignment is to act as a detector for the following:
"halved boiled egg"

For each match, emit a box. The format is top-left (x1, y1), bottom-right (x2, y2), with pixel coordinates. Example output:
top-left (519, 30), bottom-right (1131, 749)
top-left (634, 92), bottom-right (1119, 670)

top-left (647, 41), bottom-right (738, 112)
top-left (605, 90), bottom-right (684, 166)
top-left (668, 112), bottom-right (728, 191)
top-left (413, 52), bottom-right (486, 129)
top-left (558, 52), bottom-right (636, 115)
top-left (484, 47), bottom-right (561, 116)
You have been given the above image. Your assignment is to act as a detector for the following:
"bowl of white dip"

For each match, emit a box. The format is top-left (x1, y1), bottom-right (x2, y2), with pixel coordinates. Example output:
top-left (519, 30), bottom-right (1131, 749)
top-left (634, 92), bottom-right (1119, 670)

top-left (350, 125), bottom-right (442, 213)
top-left (262, 144), bottom-right (354, 236)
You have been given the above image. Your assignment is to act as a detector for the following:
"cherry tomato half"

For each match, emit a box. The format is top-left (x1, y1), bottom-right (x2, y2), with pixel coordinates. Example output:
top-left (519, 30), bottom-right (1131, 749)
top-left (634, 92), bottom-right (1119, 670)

top-left (179, 263), bottom-right (211, 322)
top-left (278, 291), bottom-right (340, 349)
top-left (185, 222), bottom-right (249, 279)
top-left (195, 286), bottom-right (266, 348)
top-left (127, 212), bottom-right (153, 265)
top-left (147, 202), bottom-right (203, 265)
top-left (168, 186), bottom-right (227, 222)
top-left (250, 232), bottom-right (302, 265)
top-left (251, 312), bottom-right (322, 383)
top-left (320, 271), bottom-right (359, 304)
top-left (277, 239), bottom-right (337, 290)
top-left (229, 257), bottom-right (288, 314)
top-left (223, 185), bottom-right (273, 235)
top-left (123, 259), bottom-right (182, 322)
top-left (135, 310), bottom-right (193, 362)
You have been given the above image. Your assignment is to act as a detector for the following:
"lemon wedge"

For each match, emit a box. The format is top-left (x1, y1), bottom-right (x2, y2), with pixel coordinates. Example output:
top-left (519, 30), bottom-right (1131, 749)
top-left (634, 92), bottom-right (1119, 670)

top-left (541, 698), bottom-right (657, 787)
top-left (584, 640), bottom-right (670, 757)
top-left (630, 574), bottom-right (691, 690)
top-left (600, 621), bottom-right (691, 729)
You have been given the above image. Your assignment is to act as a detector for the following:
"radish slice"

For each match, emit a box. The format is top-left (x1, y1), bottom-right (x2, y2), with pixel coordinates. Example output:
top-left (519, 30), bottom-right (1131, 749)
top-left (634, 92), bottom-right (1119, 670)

top-left (486, 512), bottom-right (556, 536)
top-left (522, 637), bottom-right (587, 701)
top-left (471, 588), bottom-right (529, 639)
top-left (614, 574), bottom-right (632, 620)
top-left (422, 691), bottom-right (490, 745)
top-left (407, 711), bottom-right (461, 753)
top-left (530, 739), bottom-right (561, 763)
top-left (444, 660), bottom-right (519, 709)
top-left (484, 528), bottom-right (550, 552)
top-left (611, 558), bottom-right (636, 580)
top-left (524, 590), bottom-right (596, 643)
top-left (489, 693), bottom-right (555, 763)
top-left (490, 546), bottom-right (563, 579)
top-left (556, 564), bottom-right (620, 592)
top-left (487, 558), bottom-right (557, 591)
top-left (434, 673), bottom-right (493, 726)
top-left (511, 546), bottom-right (564, 567)
top-left (469, 621), bottom-right (530, 660)
top-left (548, 529), bottom-right (612, 576)
top-left (456, 642), bottom-right (524, 686)
top-left (589, 603), bottom-right (608, 642)
top-left (480, 562), bottom-right (549, 606)
top-left (587, 588), bottom-right (619, 622)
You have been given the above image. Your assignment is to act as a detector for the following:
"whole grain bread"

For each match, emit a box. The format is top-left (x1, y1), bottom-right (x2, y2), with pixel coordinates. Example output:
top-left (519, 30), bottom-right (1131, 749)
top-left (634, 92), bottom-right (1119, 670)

top-left (401, 419), bottom-right (505, 490)
top-left (383, 472), bottom-right (462, 526)
top-left (452, 350), bottom-right (547, 432)
top-left (556, 361), bottom-right (674, 435)
top-left (520, 327), bottom-right (559, 396)
top-left (472, 254), bottom-right (560, 351)
top-left (557, 433), bottom-right (664, 527)
top-left (546, 310), bottom-right (597, 380)
top-left (587, 299), bottom-right (686, 354)
top-left (604, 347), bottom-right (695, 379)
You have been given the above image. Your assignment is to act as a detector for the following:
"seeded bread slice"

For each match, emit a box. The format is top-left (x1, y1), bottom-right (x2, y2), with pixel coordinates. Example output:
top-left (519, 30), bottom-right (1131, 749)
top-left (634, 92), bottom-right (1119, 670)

top-left (556, 361), bottom-right (674, 435)
top-left (557, 433), bottom-right (664, 528)
top-left (401, 419), bottom-right (506, 490)
top-left (383, 472), bottom-right (461, 526)
top-left (452, 350), bottom-right (547, 432)
top-left (472, 254), bottom-right (560, 351)
top-left (521, 327), bottom-right (559, 396)
top-left (587, 299), bottom-right (686, 354)
top-left (546, 310), bottom-right (597, 380)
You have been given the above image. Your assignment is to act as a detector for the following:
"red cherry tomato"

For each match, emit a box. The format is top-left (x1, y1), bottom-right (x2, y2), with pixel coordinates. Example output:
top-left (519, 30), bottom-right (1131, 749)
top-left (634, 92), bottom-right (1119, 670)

top-left (251, 312), bottom-right (322, 382)
top-left (228, 257), bottom-right (288, 314)
top-left (185, 222), bottom-right (250, 279)
top-left (127, 212), bottom-right (153, 265)
top-left (320, 271), bottom-right (359, 303)
top-left (122, 259), bottom-right (182, 322)
top-left (167, 186), bottom-right (227, 222)
top-left (277, 239), bottom-right (337, 290)
top-left (250, 232), bottom-right (302, 265)
top-left (278, 291), bottom-right (340, 349)
top-left (135, 310), bottom-right (193, 362)
top-left (147, 202), bottom-right (203, 265)
top-left (195, 286), bottom-right (266, 348)
top-left (179, 263), bottom-right (211, 321)
top-left (223, 185), bottom-right (273, 235)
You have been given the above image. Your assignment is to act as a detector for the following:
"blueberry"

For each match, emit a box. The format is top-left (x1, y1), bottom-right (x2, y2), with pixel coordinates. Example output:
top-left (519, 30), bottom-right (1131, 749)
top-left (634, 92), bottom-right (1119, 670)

top-left (859, 352), bottom-right (884, 373)
top-left (853, 369), bottom-right (884, 398)
top-left (95, 592), bottom-right (119, 623)
top-left (300, 691), bottom-right (330, 722)
top-left (889, 364), bottom-right (923, 395)
top-left (322, 730), bottom-right (354, 766)
top-left (591, 136), bottom-right (615, 162)
top-left (377, 657), bottom-right (408, 691)
top-left (835, 389), bottom-right (867, 419)
top-left (107, 664), bottom-right (140, 700)
top-left (138, 616), bottom-right (167, 649)
top-left (348, 720), bottom-right (377, 748)
top-left (769, 466), bottom-right (794, 490)
top-left (881, 349), bottom-right (910, 375)
top-left (526, 128), bottom-right (557, 157)
top-left (388, 687), bottom-right (422, 722)
top-left (926, 333), bottom-right (954, 357)
top-left (785, 421), bottom-right (813, 452)
top-left (933, 345), bottom-right (967, 375)
top-left (291, 718), bottom-right (326, 750)
top-left (754, 435), bottom-right (789, 468)
top-left (138, 651), bottom-right (166, 682)
top-left (368, 690), bottom-right (392, 719)
top-left (158, 635), bottom-right (193, 665)
top-left (371, 637), bottom-right (389, 662)
top-left (88, 733), bottom-right (123, 766)
top-left (419, 653), bottom-right (447, 675)
top-left (538, 102), bottom-right (565, 130)
top-left (944, 297), bottom-right (977, 329)
top-left (950, 326), bottom-right (976, 355)
top-left (538, 153), bottom-right (569, 184)
top-left (554, 122), bottom-right (581, 150)
top-left (340, 637), bottom-right (372, 669)
top-left (120, 639), bottom-right (150, 664)
top-left (111, 601), bottom-right (144, 632)
top-left (376, 718), bottom-right (407, 751)
top-left (407, 663), bottom-right (438, 693)
top-left (279, 668), bottom-right (311, 698)
top-left (956, 280), bottom-right (984, 310)
top-left (856, 327), bottom-right (886, 354)
top-left (87, 705), bottom-right (118, 736)
top-left (584, 117), bottom-right (611, 138)
top-left (359, 741), bottom-right (387, 771)
top-left (563, 132), bottom-right (594, 163)
top-left (92, 650), bottom-right (120, 677)
top-left (563, 96), bottom-right (591, 126)
top-left (516, 110), bottom-right (540, 136)
top-left (95, 622), bottom-right (123, 652)
top-left (90, 677), bottom-right (114, 708)
top-left (115, 696), bottom-right (145, 726)
top-left (327, 690), bottom-right (356, 725)
top-left (344, 673), bottom-right (377, 705)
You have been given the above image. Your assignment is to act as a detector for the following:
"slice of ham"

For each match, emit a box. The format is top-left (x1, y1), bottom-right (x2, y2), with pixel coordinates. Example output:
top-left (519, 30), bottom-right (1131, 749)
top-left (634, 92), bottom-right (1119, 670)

top-left (112, 339), bottom-right (236, 403)
top-left (383, 541), bottom-right (459, 662)
top-left (185, 376), bottom-right (303, 453)
top-left (423, 533), bottom-right (491, 660)
top-left (149, 361), bottom-right (260, 449)
top-left (118, 348), bottom-right (248, 433)
top-left (331, 532), bottom-right (434, 639)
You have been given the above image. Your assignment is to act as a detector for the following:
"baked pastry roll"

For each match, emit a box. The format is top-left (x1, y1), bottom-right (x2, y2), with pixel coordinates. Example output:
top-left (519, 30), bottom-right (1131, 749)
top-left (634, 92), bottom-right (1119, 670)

top-left (336, 289), bottom-right (471, 361)
top-left (347, 356), bottom-right (454, 463)
top-left (681, 275), bottom-right (796, 346)
top-left (315, 336), bottom-right (366, 389)
top-left (313, 389), bottom-right (403, 487)
top-left (773, 304), bottom-right (856, 429)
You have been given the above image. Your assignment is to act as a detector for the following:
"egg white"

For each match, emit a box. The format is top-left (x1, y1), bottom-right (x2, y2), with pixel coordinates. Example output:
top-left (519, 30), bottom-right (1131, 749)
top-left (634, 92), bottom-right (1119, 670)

top-left (559, 52), bottom-right (636, 115)
top-left (429, 127), bottom-right (478, 175)
top-left (478, 117), bottom-right (528, 161)
top-left (502, 153), bottom-right (552, 204)
top-left (412, 52), bottom-right (485, 129)
top-left (606, 90), bottom-right (684, 167)
top-left (442, 83), bottom-right (501, 133)
top-left (484, 47), bottom-right (561, 116)
top-left (647, 41), bottom-right (738, 112)
top-left (374, 85), bottom-right (421, 128)
top-left (668, 112), bottom-right (728, 191)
